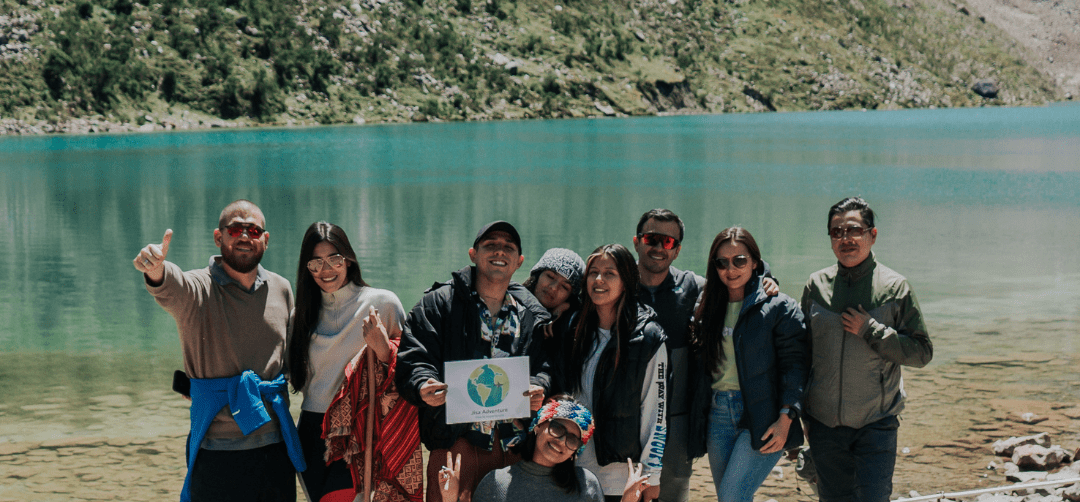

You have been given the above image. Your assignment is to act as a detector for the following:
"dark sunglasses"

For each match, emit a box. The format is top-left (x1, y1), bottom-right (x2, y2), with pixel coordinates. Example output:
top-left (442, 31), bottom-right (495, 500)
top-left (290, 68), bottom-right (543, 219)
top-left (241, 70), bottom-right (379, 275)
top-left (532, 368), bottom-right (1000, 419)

top-left (222, 223), bottom-right (265, 239)
top-left (638, 233), bottom-right (680, 250)
top-left (828, 226), bottom-right (872, 240)
top-left (307, 254), bottom-right (347, 273)
top-left (713, 255), bottom-right (750, 270)
top-left (545, 420), bottom-right (582, 450)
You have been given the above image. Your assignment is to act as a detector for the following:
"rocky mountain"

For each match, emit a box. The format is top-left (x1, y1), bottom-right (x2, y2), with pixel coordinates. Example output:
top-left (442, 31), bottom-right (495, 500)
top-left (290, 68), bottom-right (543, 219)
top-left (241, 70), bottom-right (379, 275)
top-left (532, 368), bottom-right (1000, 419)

top-left (0, 0), bottom-right (1068, 135)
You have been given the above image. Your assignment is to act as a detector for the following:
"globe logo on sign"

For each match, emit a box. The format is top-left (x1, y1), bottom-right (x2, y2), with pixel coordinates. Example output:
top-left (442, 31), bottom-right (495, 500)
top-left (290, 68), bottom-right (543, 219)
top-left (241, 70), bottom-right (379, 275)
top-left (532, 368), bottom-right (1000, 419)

top-left (467, 363), bottom-right (510, 407)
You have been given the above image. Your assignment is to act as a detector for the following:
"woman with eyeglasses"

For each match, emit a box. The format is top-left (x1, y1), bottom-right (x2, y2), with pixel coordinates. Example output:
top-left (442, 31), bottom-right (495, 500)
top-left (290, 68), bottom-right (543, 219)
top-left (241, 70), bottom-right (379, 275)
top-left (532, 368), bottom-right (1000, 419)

top-left (438, 396), bottom-right (650, 502)
top-left (686, 227), bottom-right (808, 502)
top-left (557, 244), bottom-right (667, 502)
top-left (288, 221), bottom-right (422, 502)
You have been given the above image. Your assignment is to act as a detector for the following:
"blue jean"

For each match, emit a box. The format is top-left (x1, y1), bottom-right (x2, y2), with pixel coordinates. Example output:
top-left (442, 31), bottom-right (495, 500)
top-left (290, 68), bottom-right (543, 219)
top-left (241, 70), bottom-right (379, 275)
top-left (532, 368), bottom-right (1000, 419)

top-left (805, 414), bottom-right (899, 502)
top-left (707, 390), bottom-right (781, 502)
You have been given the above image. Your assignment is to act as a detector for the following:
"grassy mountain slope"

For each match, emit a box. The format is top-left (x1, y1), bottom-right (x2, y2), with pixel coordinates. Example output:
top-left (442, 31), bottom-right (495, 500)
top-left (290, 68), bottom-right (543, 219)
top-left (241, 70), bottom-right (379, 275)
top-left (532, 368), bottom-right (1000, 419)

top-left (0, 0), bottom-right (1062, 132)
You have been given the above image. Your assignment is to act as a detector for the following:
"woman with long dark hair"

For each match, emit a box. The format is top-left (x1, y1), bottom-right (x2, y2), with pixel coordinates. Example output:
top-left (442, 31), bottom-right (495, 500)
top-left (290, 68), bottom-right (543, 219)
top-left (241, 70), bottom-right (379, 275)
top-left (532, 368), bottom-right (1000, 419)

top-left (562, 244), bottom-right (668, 502)
top-left (438, 396), bottom-right (650, 502)
top-left (522, 248), bottom-right (585, 323)
top-left (289, 221), bottom-right (421, 502)
top-left (523, 248), bottom-right (586, 394)
top-left (687, 227), bottom-right (807, 502)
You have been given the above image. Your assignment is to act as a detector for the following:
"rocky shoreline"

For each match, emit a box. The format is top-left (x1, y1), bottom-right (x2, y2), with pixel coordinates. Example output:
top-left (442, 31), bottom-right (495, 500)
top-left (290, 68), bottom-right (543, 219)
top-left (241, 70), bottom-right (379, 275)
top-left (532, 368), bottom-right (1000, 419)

top-left (0, 116), bottom-right (250, 136)
top-left (2, 352), bottom-right (1078, 502)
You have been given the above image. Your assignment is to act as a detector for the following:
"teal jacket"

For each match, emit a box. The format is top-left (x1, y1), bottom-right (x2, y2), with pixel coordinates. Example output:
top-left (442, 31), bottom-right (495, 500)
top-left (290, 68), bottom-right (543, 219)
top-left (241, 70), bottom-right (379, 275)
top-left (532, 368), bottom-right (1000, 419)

top-left (801, 253), bottom-right (932, 429)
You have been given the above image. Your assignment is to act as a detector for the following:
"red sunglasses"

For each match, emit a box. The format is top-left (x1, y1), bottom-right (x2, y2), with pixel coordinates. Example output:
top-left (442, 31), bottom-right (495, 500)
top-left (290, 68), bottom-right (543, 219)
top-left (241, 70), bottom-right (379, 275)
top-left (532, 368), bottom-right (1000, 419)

top-left (222, 223), bottom-right (265, 239)
top-left (638, 233), bottom-right (680, 250)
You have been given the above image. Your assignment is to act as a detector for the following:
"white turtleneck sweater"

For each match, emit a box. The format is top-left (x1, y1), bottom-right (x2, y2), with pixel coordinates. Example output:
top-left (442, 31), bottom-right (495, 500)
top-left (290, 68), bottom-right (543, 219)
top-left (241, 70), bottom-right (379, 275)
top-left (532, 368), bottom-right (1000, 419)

top-left (301, 282), bottom-right (406, 413)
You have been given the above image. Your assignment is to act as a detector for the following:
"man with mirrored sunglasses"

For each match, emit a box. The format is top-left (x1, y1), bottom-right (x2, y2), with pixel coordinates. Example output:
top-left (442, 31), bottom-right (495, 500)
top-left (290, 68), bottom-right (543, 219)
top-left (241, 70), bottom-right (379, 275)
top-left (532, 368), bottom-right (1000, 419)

top-left (631, 209), bottom-right (779, 502)
top-left (133, 199), bottom-right (304, 502)
top-left (800, 197), bottom-right (932, 502)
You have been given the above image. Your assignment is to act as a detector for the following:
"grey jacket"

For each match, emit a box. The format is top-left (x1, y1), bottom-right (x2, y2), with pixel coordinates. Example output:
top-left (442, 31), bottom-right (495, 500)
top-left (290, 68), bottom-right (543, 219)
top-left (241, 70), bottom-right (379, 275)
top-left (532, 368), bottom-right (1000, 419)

top-left (801, 253), bottom-right (932, 429)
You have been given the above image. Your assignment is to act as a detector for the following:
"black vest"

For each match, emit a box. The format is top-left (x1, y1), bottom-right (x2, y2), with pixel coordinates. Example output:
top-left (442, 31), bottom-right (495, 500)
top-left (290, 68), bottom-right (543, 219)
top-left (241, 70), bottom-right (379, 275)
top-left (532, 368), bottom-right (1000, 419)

top-left (589, 304), bottom-right (666, 466)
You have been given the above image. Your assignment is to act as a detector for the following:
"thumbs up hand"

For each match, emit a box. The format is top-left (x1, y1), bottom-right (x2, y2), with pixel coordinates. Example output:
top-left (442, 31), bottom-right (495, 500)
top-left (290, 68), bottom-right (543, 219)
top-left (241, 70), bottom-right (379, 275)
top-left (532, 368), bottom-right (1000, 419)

top-left (134, 229), bottom-right (172, 285)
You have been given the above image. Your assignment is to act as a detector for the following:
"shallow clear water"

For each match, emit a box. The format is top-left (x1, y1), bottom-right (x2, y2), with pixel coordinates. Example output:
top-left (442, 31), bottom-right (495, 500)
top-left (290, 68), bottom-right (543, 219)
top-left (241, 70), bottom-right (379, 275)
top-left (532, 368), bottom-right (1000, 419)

top-left (1, 104), bottom-right (1078, 441)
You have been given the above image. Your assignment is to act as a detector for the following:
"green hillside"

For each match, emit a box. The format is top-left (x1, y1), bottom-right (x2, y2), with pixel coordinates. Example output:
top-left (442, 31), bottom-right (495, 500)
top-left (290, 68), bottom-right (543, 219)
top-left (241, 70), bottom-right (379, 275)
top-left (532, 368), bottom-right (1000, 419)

top-left (0, 0), bottom-right (1061, 132)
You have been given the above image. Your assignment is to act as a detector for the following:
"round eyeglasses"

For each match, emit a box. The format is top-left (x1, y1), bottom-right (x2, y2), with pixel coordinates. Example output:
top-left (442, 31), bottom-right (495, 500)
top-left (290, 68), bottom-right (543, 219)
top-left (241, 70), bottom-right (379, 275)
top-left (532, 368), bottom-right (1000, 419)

top-left (714, 255), bottom-right (750, 270)
top-left (545, 420), bottom-right (582, 450)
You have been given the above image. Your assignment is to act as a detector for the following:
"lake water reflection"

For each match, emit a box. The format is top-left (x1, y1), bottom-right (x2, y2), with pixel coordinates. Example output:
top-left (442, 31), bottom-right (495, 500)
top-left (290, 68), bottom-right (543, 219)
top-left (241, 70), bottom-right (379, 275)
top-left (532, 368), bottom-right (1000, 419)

top-left (1, 105), bottom-right (1079, 441)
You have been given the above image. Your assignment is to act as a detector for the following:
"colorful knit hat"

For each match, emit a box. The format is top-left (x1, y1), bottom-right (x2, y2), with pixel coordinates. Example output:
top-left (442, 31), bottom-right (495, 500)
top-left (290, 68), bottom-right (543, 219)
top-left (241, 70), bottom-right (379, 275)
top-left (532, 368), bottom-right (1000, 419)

top-left (530, 248), bottom-right (586, 298)
top-left (529, 398), bottom-right (595, 455)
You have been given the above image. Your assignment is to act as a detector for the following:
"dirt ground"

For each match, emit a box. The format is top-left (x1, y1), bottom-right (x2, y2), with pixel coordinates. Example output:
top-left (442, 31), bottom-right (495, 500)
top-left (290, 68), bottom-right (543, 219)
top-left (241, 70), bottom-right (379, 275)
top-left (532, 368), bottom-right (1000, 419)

top-left (2, 352), bottom-right (1078, 502)
top-left (745, 352), bottom-right (1080, 502)
top-left (963, 0), bottom-right (1080, 98)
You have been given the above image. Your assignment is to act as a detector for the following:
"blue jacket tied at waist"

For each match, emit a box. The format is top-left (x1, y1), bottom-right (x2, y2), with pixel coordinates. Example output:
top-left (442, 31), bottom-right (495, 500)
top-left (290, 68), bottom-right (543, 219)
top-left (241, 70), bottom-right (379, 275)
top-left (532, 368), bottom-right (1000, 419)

top-left (182, 371), bottom-right (306, 502)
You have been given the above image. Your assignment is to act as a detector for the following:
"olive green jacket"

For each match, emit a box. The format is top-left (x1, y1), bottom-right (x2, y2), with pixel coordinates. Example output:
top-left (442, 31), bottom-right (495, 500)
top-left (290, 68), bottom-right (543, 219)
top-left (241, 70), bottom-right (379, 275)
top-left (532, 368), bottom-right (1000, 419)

top-left (801, 252), bottom-right (932, 429)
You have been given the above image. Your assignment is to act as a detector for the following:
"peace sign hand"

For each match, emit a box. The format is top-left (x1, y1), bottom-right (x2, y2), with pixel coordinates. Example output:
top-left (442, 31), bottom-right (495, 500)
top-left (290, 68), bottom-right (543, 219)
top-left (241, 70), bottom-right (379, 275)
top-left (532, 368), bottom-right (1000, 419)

top-left (134, 229), bottom-right (172, 285)
top-left (621, 458), bottom-right (650, 502)
top-left (438, 452), bottom-right (462, 502)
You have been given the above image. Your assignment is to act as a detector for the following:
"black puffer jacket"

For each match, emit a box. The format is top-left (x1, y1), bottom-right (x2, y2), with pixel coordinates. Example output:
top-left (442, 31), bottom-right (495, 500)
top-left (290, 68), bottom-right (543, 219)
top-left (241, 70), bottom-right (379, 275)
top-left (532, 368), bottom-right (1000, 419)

top-left (396, 266), bottom-right (552, 451)
top-left (688, 274), bottom-right (808, 458)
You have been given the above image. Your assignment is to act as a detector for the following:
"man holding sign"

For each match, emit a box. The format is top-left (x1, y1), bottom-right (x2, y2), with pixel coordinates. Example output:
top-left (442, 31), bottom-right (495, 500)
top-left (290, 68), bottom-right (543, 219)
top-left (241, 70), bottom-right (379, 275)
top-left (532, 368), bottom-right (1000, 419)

top-left (396, 221), bottom-right (552, 502)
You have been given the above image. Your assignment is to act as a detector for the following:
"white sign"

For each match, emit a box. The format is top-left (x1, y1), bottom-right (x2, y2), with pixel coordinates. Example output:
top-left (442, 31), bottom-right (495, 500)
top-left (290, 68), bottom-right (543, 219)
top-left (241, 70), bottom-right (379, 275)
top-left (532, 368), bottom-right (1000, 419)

top-left (443, 356), bottom-right (530, 424)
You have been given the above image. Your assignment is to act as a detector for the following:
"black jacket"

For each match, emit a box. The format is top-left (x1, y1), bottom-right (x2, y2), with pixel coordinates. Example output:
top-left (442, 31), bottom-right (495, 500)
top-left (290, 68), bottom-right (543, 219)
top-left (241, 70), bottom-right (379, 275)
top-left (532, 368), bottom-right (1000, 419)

top-left (395, 266), bottom-right (552, 451)
top-left (540, 305), bottom-right (580, 396)
top-left (573, 303), bottom-right (668, 466)
top-left (688, 274), bottom-right (808, 457)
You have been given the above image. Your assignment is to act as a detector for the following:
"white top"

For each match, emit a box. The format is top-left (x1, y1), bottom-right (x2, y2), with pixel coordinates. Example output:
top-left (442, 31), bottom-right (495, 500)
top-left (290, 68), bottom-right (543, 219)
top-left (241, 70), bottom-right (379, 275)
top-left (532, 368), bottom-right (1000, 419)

top-left (575, 328), bottom-right (668, 496)
top-left (301, 283), bottom-right (405, 413)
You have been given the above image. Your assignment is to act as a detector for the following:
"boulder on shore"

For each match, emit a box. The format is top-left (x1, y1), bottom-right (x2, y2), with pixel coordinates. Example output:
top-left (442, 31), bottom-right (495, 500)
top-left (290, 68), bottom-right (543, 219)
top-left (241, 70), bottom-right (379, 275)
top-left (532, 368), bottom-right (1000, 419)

top-left (972, 79), bottom-right (1000, 98)
top-left (994, 432), bottom-right (1052, 456)
top-left (1062, 482), bottom-right (1080, 502)
top-left (1012, 444), bottom-right (1072, 471)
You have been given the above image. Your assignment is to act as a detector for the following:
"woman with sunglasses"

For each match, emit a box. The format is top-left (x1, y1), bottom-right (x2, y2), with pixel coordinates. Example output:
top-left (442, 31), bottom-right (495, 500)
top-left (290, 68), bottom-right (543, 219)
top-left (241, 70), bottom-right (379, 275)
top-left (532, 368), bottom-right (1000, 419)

top-left (438, 396), bottom-right (650, 502)
top-left (558, 244), bottom-right (667, 502)
top-left (288, 222), bottom-right (422, 502)
top-left (687, 227), bottom-right (807, 502)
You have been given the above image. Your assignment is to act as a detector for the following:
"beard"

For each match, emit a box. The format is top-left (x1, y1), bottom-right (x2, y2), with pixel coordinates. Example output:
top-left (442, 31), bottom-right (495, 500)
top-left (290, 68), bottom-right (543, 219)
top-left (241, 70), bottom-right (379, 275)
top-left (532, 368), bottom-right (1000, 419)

top-left (221, 246), bottom-right (263, 273)
top-left (639, 257), bottom-right (669, 275)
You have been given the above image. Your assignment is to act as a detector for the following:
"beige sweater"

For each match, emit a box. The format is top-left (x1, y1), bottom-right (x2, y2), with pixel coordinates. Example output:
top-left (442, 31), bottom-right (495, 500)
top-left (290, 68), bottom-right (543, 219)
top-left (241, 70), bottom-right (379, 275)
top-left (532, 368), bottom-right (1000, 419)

top-left (301, 283), bottom-right (405, 413)
top-left (147, 257), bottom-right (294, 440)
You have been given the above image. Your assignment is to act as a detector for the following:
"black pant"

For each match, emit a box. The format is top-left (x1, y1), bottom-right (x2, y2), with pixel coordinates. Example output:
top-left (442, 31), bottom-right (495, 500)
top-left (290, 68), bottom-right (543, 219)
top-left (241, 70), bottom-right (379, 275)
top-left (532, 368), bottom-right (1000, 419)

top-left (298, 411), bottom-right (354, 502)
top-left (806, 414), bottom-right (899, 502)
top-left (189, 441), bottom-right (297, 502)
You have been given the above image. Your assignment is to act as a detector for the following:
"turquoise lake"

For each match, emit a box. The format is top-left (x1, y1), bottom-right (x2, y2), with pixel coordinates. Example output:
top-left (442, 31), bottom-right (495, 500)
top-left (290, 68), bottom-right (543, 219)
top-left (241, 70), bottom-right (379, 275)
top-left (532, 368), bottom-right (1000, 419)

top-left (1, 105), bottom-right (1078, 441)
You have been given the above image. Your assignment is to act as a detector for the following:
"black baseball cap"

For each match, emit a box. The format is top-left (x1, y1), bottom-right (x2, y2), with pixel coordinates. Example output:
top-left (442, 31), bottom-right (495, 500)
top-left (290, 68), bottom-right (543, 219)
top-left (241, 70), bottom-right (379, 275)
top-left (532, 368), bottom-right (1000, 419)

top-left (473, 221), bottom-right (522, 251)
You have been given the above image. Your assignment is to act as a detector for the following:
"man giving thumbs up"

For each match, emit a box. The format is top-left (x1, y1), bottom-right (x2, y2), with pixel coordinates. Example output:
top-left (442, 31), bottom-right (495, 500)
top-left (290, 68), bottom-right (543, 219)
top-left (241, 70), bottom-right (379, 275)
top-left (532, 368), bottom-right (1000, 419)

top-left (134, 199), bottom-right (305, 502)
